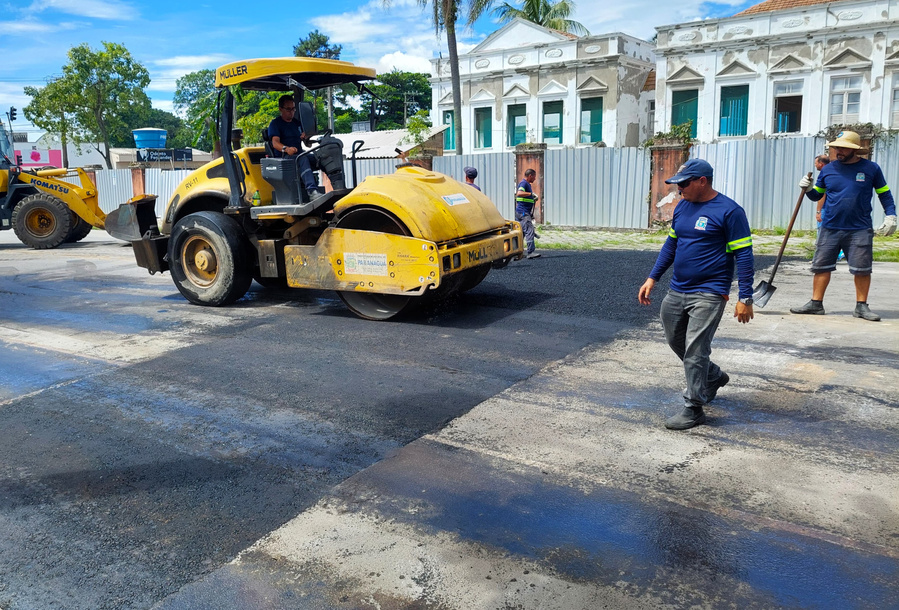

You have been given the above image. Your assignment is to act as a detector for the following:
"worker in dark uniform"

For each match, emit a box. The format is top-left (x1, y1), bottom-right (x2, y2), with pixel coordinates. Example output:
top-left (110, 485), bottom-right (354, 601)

top-left (516, 168), bottom-right (540, 259)
top-left (791, 130), bottom-right (896, 321)
top-left (638, 159), bottom-right (755, 430)
top-left (268, 95), bottom-right (321, 202)
top-left (463, 166), bottom-right (481, 191)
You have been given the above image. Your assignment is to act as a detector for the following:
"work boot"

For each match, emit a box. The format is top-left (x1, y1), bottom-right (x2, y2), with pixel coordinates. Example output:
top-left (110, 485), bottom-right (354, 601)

top-left (853, 302), bottom-right (881, 322)
top-left (665, 406), bottom-right (707, 430)
top-left (307, 189), bottom-right (324, 202)
top-left (706, 372), bottom-right (730, 402)
top-left (526, 252), bottom-right (541, 259)
top-left (790, 300), bottom-right (825, 315)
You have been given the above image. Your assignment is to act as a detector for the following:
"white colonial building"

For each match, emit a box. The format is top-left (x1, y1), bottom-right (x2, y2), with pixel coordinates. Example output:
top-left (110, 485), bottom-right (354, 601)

top-left (654, 0), bottom-right (899, 142)
top-left (430, 19), bottom-right (656, 153)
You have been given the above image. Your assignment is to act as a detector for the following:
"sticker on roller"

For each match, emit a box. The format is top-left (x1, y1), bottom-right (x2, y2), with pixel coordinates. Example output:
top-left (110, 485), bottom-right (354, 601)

top-left (442, 193), bottom-right (470, 206)
top-left (344, 253), bottom-right (388, 276)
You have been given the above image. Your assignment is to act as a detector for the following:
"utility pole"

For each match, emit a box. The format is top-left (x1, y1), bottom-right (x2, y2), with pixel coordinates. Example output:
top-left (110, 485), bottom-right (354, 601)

top-left (403, 94), bottom-right (416, 126)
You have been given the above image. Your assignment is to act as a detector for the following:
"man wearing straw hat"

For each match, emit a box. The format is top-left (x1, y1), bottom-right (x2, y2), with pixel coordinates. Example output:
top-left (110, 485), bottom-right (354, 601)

top-left (792, 130), bottom-right (896, 321)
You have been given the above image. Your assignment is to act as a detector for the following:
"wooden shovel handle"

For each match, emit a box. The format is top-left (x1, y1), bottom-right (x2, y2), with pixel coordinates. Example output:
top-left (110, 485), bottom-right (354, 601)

top-left (767, 172), bottom-right (813, 283)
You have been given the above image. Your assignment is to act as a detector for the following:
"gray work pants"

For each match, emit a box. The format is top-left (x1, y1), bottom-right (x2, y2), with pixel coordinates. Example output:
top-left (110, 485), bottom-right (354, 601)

top-left (660, 290), bottom-right (727, 408)
top-left (515, 211), bottom-right (536, 254)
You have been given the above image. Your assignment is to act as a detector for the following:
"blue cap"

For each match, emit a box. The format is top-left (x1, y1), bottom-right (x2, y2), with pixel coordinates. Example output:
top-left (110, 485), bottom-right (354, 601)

top-left (665, 158), bottom-right (714, 184)
top-left (464, 166), bottom-right (478, 179)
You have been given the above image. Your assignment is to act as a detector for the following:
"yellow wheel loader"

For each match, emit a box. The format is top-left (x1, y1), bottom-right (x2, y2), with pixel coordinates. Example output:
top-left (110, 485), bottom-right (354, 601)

top-left (105, 58), bottom-right (523, 320)
top-left (1, 116), bottom-right (106, 249)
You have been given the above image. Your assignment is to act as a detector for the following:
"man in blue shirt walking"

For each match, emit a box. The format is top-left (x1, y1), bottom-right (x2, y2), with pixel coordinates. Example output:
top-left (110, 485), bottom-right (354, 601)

top-left (638, 159), bottom-right (755, 430)
top-left (516, 168), bottom-right (540, 259)
top-left (792, 131), bottom-right (896, 321)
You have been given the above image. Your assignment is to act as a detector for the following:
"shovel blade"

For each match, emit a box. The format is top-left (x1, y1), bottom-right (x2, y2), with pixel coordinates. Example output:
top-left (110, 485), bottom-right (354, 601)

top-left (752, 281), bottom-right (776, 308)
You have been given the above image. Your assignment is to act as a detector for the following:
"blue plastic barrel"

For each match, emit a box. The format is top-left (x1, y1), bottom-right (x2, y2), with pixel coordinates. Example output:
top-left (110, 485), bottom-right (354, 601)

top-left (132, 128), bottom-right (167, 149)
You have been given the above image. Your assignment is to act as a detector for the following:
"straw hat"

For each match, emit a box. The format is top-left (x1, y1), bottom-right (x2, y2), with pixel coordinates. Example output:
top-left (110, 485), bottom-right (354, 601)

top-left (827, 130), bottom-right (862, 150)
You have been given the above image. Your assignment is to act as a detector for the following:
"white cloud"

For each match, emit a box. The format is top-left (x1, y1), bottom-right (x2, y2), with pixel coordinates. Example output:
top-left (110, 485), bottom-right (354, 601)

top-left (575, 0), bottom-right (754, 39)
top-left (0, 83), bottom-right (35, 107)
top-left (311, 0), bottom-right (490, 77)
top-left (0, 19), bottom-right (82, 34)
top-left (151, 99), bottom-right (174, 113)
top-left (27, 0), bottom-right (137, 20)
top-left (376, 51), bottom-right (433, 74)
top-left (146, 54), bottom-right (233, 92)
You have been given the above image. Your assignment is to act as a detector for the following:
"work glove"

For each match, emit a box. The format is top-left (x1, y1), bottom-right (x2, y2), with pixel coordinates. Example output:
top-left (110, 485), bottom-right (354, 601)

top-left (798, 175), bottom-right (812, 189)
top-left (876, 215), bottom-right (897, 237)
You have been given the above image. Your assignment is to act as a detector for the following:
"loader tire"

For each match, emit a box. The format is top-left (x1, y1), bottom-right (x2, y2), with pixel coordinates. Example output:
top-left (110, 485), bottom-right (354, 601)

top-left (168, 211), bottom-right (254, 306)
top-left (12, 194), bottom-right (73, 249)
top-left (66, 214), bottom-right (94, 243)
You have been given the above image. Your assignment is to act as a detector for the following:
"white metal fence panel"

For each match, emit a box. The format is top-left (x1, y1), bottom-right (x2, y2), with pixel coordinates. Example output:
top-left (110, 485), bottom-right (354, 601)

top-left (342, 158), bottom-right (402, 187)
top-left (91, 169), bottom-right (136, 214)
top-left (433, 153), bottom-right (516, 220)
top-left (76, 136), bottom-right (896, 233)
top-left (691, 137), bottom-right (826, 231)
top-left (145, 169), bottom-right (192, 219)
top-left (545, 147), bottom-right (651, 229)
top-left (872, 133), bottom-right (899, 227)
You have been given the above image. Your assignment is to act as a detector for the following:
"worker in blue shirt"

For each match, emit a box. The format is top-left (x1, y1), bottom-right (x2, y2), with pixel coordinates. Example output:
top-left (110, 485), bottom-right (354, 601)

top-left (792, 131), bottom-right (896, 321)
top-left (463, 166), bottom-right (481, 191)
top-left (638, 159), bottom-right (755, 430)
top-left (268, 95), bottom-right (322, 202)
top-left (516, 168), bottom-right (540, 259)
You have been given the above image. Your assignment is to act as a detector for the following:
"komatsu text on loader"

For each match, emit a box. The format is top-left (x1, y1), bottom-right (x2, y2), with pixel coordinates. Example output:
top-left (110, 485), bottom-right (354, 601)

top-left (106, 58), bottom-right (523, 320)
top-left (1, 112), bottom-right (106, 249)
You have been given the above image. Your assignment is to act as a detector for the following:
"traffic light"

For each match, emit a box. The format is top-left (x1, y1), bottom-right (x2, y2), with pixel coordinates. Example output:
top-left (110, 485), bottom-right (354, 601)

top-left (8, 107), bottom-right (16, 121)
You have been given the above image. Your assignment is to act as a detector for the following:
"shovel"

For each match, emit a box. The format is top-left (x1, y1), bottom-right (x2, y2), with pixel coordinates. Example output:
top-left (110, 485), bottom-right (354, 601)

top-left (752, 172), bottom-right (813, 308)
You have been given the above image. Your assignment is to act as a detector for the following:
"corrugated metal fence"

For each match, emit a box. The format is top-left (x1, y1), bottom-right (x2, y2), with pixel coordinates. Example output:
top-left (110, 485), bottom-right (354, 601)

top-left (544, 147), bottom-right (651, 229)
top-left (84, 133), bottom-right (897, 230)
top-left (872, 134), bottom-right (899, 228)
top-left (691, 137), bottom-right (826, 232)
top-left (144, 169), bottom-right (192, 219)
top-left (92, 169), bottom-right (135, 214)
top-left (433, 154), bottom-right (516, 219)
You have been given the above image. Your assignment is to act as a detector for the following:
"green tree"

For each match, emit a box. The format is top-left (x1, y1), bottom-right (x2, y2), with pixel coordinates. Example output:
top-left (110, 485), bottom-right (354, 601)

top-left (385, 0), bottom-right (463, 154)
top-left (235, 91), bottom-right (281, 145)
top-left (294, 30), bottom-right (345, 132)
top-left (470, 0), bottom-right (589, 36)
top-left (362, 70), bottom-right (432, 131)
top-left (23, 78), bottom-right (74, 167)
top-left (401, 110), bottom-right (434, 150)
top-left (293, 29), bottom-right (342, 59)
top-left (173, 69), bottom-right (217, 151)
top-left (61, 42), bottom-right (152, 168)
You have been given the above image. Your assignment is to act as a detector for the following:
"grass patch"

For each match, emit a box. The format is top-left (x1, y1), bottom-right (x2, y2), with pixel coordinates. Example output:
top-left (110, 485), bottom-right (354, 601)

top-left (532, 225), bottom-right (899, 261)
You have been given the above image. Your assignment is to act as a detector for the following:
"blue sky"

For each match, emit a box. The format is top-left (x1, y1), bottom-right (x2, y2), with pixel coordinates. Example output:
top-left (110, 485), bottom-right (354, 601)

top-left (1, 0), bottom-right (756, 140)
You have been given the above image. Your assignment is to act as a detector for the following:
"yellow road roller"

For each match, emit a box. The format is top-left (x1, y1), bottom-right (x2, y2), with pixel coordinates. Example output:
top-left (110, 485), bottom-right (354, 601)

top-left (106, 57), bottom-right (523, 320)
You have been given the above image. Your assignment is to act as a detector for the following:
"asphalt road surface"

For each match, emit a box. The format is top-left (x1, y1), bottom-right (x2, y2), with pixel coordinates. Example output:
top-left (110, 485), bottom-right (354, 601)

top-left (1, 232), bottom-right (897, 609)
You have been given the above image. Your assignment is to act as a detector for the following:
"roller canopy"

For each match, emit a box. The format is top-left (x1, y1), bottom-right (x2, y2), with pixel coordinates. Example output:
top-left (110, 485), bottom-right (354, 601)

top-left (215, 58), bottom-right (377, 91)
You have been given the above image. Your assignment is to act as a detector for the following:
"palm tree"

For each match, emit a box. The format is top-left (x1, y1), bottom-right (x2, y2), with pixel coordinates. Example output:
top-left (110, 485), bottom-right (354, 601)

top-left (384, 0), bottom-right (464, 155)
top-left (470, 0), bottom-right (589, 36)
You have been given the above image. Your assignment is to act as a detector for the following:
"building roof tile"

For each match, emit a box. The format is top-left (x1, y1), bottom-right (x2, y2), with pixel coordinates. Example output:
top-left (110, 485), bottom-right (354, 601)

top-left (735, 0), bottom-right (832, 16)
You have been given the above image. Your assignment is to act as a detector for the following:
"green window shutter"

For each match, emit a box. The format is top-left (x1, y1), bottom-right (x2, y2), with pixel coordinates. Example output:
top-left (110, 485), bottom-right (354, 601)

top-left (507, 104), bottom-right (527, 146)
top-left (475, 107), bottom-right (492, 149)
top-left (543, 100), bottom-right (563, 144)
top-left (443, 110), bottom-right (455, 151)
top-left (671, 90), bottom-right (698, 138)
top-left (719, 85), bottom-right (748, 137)
top-left (580, 98), bottom-right (603, 144)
